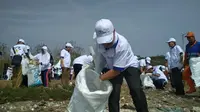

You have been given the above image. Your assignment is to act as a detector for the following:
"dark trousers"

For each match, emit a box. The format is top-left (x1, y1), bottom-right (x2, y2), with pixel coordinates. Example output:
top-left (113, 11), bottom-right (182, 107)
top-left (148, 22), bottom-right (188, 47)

top-left (21, 75), bottom-right (28, 87)
top-left (103, 67), bottom-right (149, 112)
top-left (73, 64), bottom-right (83, 79)
top-left (169, 73), bottom-right (175, 88)
top-left (41, 69), bottom-right (50, 87)
top-left (153, 79), bottom-right (166, 89)
top-left (171, 67), bottom-right (185, 95)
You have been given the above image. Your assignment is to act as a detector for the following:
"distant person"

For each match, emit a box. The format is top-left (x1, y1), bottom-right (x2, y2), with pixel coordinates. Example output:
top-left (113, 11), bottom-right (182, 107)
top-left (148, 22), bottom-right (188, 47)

top-left (148, 66), bottom-right (168, 89)
top-left (183, 31), bottom-right (199, 93)
top-left (10, 39), bottom-right (29, 88)
top-left (139, 57), bottom-right (151, 74)
top-left (93, 19), bottom-right (148, 112)
top-left (167, 38), bottom-right (185, 95)
top-left (72, 55), bottom-right (93, 79)
top-left (60, 43), bottom-right (73, 86)
top-left (33, 46), bottom-right (51, 87)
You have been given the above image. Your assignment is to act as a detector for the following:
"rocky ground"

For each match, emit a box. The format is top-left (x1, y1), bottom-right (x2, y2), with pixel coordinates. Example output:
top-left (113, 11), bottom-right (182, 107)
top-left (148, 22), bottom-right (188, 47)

top-left (0, 81), bottom-right (200, 112)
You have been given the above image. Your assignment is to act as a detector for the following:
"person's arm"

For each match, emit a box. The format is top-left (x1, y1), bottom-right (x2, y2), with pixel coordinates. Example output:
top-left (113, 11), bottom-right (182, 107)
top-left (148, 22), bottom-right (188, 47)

top-left (152, 73), bottom-right (160, 77)
top-left (100, 50), bottom-right (126, 80)
top-left (140, 60), bottom-right (146, 73)
top-left (10, 48), bottom-right (14, 59)
top-left (176, 45), bottom-right (184, 63)
top-left (60, 50), bottom-right (65, 68)
top-left (100, 69), bottom-right (120, 81)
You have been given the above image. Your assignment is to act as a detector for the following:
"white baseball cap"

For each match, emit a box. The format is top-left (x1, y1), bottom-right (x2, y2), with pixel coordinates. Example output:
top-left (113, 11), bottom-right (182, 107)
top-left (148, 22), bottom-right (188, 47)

top-left (145, 57), bottom-right (151, 64)
top-left (167, 38), bottom-right (176, 43)
top-left (147, 65), bottom-right (153, 70)
top-left (94, 19), bottom-right (115, 44)
top-left (65, 43), bottom-right (73, 48)
top-left (18, 39), bottom-right (25, 43)
top-left (42, 46), bottom-right (48, 50)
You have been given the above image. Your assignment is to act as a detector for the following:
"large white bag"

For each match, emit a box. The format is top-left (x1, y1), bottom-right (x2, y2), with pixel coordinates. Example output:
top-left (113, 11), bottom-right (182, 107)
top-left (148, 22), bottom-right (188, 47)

top-left (189, 57), bottom-right (200, 87)
top-left (27, 64), bottom-right (43, 87)
top-left (140, 73), bottom-right (155, 88)
top-left (67, 65), bottom-right (113, 112)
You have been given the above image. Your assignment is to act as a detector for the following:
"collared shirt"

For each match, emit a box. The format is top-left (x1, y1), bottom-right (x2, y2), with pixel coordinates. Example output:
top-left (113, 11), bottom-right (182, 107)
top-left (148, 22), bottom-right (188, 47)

top-left (60, 49), bottom-right (71, 68)
top-left (186, 41), bottom-right (200, 59)
top-left (97, 32), bottom-right (139, 72)
top-left (10, 44), bottom-right (28, 57)
top-left (152, 67), bottom-right (168, 82)
top-left (169, 45), bottom-right (183, 69)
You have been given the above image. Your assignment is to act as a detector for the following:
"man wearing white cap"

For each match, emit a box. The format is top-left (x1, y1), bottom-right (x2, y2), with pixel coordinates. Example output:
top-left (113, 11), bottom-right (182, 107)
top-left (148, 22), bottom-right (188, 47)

top-left (72, 54), bottom-right (93, 79)
top-left (10, 39), bottom-right (29, 87)
top-left (167, 38), bottom-right (185, 95)
top-left (33, 46), bottom-right (51, 87)
top-left (93, 19), bottom-right (148, 112)
top-left (60, 43), bottom-right (73, 85)
top-left (139, 57), bottom-right (151, 73)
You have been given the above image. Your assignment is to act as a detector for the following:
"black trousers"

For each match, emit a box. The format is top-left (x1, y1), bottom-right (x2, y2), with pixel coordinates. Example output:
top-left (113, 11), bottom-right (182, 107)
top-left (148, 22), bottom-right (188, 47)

top-left (171, 67), bottom-right (185, 95)
top-left (153, 79), bottom-right (167, 89)
top-left (73, 64), bottom-right (83, 79)
top-left (103, 67), bottom-right (149, 112)
top-left (21, 75), bottom-right (28, 87)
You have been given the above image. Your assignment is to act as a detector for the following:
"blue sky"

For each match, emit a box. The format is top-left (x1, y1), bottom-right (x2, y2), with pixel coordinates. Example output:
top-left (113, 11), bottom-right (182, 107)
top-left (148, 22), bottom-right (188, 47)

top-left (0, 0), bottom-right (200, 56)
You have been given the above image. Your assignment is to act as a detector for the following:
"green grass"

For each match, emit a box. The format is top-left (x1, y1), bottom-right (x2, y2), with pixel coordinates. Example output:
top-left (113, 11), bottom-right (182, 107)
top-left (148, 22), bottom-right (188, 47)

top-left (0, 86), bottom-right (73, 104)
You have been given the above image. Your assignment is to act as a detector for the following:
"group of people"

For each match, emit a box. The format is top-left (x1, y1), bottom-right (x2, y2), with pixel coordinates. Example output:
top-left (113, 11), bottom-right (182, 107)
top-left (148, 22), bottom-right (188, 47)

top-left (9, 39), bottom-right (94, 88)
top-left (7, 18), bottom-right (200, 112)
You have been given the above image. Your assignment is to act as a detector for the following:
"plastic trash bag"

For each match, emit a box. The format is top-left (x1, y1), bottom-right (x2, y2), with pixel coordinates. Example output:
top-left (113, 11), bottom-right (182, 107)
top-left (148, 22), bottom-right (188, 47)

top-left (140, 73), bottom-right (155, 88)
top-left (189, 57), bottom-right (200, 87)
top-left (27, 64), bottom-right (43, 87)
top-left (67, 65), bottom-right (113, 112)
top-left (54, 61), bottom-right (62, 76)
top-left (6, 67), bottom-right (13, 80)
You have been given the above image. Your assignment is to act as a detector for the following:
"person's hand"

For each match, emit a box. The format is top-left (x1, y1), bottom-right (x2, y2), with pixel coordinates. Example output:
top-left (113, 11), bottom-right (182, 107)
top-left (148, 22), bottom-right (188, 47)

top-left (36, 61), bottom-right (40, 65)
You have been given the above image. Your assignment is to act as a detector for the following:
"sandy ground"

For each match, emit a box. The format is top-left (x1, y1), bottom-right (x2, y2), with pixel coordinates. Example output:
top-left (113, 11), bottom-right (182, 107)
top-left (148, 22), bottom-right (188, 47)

top-left (0, 83), bottom-right (200, 112)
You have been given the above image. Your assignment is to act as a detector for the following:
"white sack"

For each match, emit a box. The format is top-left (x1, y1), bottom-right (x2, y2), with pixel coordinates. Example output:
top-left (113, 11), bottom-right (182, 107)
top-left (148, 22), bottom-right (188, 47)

top-left (140, 73), bottom-right (155, 88)
top-left (27, 64), bottom-right (43, 87)
top-left (189, 57), bottom-right (200, 87)
top-left (67, 65), bottom-right (113, 112)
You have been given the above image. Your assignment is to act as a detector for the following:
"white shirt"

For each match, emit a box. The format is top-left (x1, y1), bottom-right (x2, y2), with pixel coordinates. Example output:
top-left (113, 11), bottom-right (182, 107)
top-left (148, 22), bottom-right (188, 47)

top-left (96, 32), bottom-right (139, 72)
top-left (34, 52), bottom-right (51, 71)
top-left (169, 45), bottom-right (183, 69)
top-left (152, 67), bottom-right (168, 82)
top-left (60, 49), bottom-right (71, 68)
top-left (10, 44), bottom-right (28, 57)
top-left (73, 55), bottom-right (93, 65)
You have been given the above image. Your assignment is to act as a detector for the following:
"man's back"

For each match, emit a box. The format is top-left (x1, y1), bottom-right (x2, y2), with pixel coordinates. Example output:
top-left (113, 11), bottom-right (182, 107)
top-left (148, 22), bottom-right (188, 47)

top-left (10, 44), bottom-right (27, 57)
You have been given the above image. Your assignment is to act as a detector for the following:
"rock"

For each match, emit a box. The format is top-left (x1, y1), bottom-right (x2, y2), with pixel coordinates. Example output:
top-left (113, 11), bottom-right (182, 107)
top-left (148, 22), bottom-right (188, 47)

top-left (192, 106), bottom-right (200, 111)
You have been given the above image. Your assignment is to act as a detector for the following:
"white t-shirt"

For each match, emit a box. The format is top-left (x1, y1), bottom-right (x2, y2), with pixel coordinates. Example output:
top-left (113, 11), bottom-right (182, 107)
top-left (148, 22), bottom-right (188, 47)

top-left (73, 55), bottom-right (93, 65)
top-left (10, 44), bottom-right (28, 57)
top-left (152, 67), bottom-right (168, 81)
top-left (97, 32), bottom-right (139, 72)
top-left (60, 49), bottom-right (71, 68)
top-left (169, 45), bottom-right (183, 69)
top-left (34, 52), bottom-right (51, 71)
top-left (139, 59), bottom-right (147, 67)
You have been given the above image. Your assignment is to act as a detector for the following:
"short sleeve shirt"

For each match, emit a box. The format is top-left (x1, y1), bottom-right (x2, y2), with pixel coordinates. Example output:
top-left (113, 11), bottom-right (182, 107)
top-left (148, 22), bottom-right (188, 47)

top-left (10, 44), bottom-right (28, 57)
top-left (169, 45), bottom-right (183, 69)
top-left (98, 33), bottom-right (139, 72)
top-left (185, 41), bottom-right (200, 59)
top-left (60, 49), bottom-right (71, 68)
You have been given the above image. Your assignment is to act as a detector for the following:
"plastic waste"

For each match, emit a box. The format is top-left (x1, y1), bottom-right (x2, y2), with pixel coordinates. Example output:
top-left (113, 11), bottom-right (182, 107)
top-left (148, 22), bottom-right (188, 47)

top-left (67, 65), bottom-right (113, 112)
